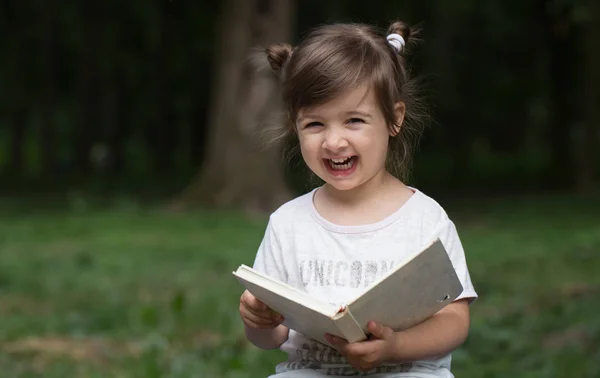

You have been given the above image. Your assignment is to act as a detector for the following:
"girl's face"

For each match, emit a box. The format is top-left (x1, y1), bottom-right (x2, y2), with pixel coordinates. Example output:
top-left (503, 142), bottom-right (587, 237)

top-left (296, 85), bottom-right (403, 193)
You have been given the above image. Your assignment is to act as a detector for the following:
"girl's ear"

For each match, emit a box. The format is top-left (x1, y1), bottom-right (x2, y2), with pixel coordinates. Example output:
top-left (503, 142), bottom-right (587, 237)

top-left (390, 102), bottom-right (406, 136)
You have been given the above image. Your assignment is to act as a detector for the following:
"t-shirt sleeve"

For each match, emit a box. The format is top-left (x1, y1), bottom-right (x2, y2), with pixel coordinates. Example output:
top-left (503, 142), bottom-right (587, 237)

top-left (252, 216), bottom-right (288, 283)
top-left (435, 218), bottom-right (478, 303)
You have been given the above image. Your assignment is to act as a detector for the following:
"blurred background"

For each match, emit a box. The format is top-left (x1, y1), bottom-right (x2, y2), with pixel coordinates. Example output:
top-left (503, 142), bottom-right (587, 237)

top-left (0, 0), bottom-right (598, 377)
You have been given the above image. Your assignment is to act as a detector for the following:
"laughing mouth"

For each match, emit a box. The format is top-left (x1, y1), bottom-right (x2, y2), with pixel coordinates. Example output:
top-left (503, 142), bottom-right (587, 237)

top-left (326, 156), bottom-right (357, 171)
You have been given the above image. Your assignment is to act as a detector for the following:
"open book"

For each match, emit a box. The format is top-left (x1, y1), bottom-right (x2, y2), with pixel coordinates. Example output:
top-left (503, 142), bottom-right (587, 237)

top-left (233, 239), bottom-right (463, 346)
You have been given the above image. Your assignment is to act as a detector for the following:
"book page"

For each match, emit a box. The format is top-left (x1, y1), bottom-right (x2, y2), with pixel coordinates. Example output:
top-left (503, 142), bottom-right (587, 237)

top-left (233, 265), bottom-right (337, 315)
top-left (346, 239), bottom-right (463, 333)
top-left (234, 273), bottom-right (351, 345)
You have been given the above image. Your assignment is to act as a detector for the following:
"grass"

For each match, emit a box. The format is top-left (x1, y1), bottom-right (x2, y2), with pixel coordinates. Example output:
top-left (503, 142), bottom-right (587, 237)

top-left (0, 192), bottom-right (599, 377)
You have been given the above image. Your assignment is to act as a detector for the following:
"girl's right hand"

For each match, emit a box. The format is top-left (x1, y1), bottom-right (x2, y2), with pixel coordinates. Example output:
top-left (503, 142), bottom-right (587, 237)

top-left (239, 290), bottom-right (284, 329)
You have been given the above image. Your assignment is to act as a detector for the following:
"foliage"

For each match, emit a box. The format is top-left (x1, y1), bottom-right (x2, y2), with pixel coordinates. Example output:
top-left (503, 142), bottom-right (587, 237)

top-left (0, 0), bottom-right (597, 193)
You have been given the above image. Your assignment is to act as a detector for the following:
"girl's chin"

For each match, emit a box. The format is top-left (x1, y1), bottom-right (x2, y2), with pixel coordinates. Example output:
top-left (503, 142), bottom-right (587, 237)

top-left (321, 178), bottom-right (362, 192)
top-left (310, 164), bottom-right (361, 190)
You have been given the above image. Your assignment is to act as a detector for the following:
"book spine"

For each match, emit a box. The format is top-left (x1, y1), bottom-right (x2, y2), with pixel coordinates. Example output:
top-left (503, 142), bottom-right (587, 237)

top-left (333, 308), bottom-right (367, 343)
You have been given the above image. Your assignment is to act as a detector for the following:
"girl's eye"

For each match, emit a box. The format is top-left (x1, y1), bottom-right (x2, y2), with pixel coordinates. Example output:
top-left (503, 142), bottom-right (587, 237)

top-left (305, 122), bottom-right (323, 128)
top-left (348, 118), bottom-right (365, 124)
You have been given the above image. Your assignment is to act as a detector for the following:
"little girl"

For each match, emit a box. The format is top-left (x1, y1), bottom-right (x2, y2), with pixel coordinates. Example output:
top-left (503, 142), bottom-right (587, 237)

top-left (238, 20), bottom-right (477, 377)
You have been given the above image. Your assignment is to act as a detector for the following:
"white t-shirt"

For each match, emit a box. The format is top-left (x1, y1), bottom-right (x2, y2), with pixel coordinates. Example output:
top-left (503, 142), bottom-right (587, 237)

top-left (252, 186), bottom-right (478, 377)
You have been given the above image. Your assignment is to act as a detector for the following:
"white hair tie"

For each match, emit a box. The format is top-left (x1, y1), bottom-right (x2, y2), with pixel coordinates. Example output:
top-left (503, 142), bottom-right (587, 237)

top-left (387, 33), bottom-right (405, 53)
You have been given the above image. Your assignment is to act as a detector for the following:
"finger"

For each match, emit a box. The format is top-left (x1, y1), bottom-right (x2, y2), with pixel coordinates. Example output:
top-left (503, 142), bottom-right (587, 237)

top-left (340, 342), bottom-right (366, 358)
top-left (324, 334), bottom-right (374, 359)
top-left (241, 308), bottom-right (282, 328)
top-left (367, 321), bottom-right (394, 340)
top-left (241, 292), bottom-right (283, 321)
top-left (242, 313), bottom-right (281, 328)
top-left (325, 333), bottom-right (348, 347)
top-left (241, 303), bottom-right (281, 323)
top-left (248, 305), bottom-right (284, 323)
top-left (327, 335), bottom-right (365, 359)
top-left (241, 291), bottom-right (268, 311)
top-left (339, 338), bottom-right (381, 360)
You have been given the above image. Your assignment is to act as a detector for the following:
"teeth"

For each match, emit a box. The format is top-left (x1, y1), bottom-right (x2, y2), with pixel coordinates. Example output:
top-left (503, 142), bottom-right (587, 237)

top-left (327, 157), bottom-right (356, 171)
top-left (330, 157), bottom-right (351, 164)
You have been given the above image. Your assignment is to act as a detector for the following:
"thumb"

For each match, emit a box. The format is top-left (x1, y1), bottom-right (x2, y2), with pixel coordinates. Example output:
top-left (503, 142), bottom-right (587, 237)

top-left (368, 321), bottom-right (393, 340)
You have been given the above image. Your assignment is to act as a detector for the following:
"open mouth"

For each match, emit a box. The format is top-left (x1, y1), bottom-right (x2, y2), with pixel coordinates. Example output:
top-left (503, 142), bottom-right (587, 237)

top-left (325, 156), bottom-right (358, 171)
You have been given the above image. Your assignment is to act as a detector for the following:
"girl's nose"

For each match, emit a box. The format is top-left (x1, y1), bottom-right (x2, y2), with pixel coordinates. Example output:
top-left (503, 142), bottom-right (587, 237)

top-left (322, 128), bottom-right (348, 151)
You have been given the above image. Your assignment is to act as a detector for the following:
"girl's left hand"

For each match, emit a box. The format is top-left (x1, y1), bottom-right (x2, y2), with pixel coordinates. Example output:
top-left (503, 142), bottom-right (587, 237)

top-left (325, 321), bottom-right (398, 373)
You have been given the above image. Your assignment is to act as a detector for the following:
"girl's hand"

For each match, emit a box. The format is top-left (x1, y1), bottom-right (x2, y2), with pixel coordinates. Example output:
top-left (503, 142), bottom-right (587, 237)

top-left (325, 321), bottom-right (398, 373)
top-left (239, 290), bottom-right (284, 329)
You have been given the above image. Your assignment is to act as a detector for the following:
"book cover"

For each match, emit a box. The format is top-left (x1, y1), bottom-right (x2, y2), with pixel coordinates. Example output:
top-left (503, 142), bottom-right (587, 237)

top-left (233, 239), bottom-right (463, 345)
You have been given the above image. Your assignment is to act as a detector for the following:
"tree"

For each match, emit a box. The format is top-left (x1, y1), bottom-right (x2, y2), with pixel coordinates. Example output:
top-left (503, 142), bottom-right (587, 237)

top-left (543, 0), bottom-right (584, 189)
top-left (39, 0), bottom-right (57, 177)
top-left (74, 1), bottom-right (102, 177)
top-left (3, 1), bottom-right (28, 176)
top-left (174, 0), bottom-right (296, 214)
top-left (577, 0), bottom-right (600, 192)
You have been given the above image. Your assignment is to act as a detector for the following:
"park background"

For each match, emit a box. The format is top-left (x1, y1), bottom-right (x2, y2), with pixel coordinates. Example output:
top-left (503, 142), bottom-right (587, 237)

top-left (1, 0), bottom-right (599, 377)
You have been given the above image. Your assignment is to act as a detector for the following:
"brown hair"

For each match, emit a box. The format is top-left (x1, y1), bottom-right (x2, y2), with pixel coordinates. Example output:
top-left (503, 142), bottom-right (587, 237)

top-left (264, 21), bottom-right (429, 182)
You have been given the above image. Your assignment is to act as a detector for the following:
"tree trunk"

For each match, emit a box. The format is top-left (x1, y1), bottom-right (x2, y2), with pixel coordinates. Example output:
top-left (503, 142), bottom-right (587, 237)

top-left (99, 5), bottom-right (128, 176)
top-left (174, 0), bottom-right (296, 214)
top-left (147, 0), bottom-right (177, 174)
top-left (5, 2), bottom-right (27, 177)
top-left (576, 0), bottom-right (600, 192)
top-left (99, 70), bottom-right (126, 174)
top-left (8, 109), bottom-right (26, 175)
top-left (39, 0), bottom-right (56, 177)
top-left (74, 2), bottom-right (101, 177)
top-left (431, 1), bottom-right (473, 187)
top-left (544, 2), bottom-right (579, 189)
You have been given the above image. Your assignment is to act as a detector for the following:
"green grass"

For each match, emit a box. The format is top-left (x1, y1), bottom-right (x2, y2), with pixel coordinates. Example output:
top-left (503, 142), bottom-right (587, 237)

top-left (0, 193), bottom-right (599, 377)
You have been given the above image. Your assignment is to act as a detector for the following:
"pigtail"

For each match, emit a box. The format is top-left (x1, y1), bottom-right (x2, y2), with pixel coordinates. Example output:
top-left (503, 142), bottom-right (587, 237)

top-left (384, 20), bottom-right (429, 182)
top-left (386, 21), bottom-right (421, 55)
top-left (265, 43), bottom-right (293, 74)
